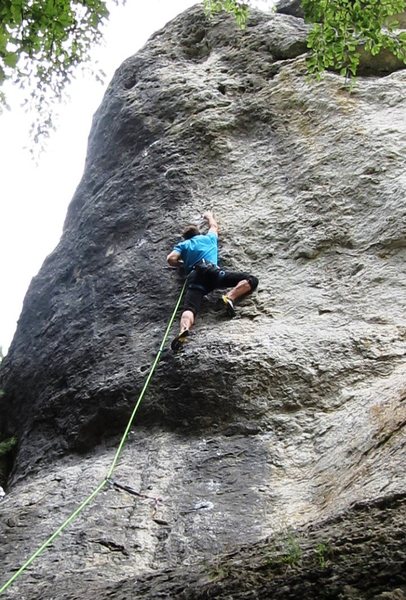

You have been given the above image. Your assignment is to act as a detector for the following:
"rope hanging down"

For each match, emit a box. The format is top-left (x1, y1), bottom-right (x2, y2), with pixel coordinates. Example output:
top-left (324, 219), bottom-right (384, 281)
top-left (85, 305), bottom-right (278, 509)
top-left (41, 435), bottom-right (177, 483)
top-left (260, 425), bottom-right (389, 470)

top-left (0, 280), bottom-right (186, 596)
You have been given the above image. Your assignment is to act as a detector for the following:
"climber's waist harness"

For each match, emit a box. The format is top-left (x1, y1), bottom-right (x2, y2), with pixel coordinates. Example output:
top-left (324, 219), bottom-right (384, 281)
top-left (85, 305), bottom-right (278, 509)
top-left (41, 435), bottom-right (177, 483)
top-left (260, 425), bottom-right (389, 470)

top-left (192, 259), bottom-right (220, 277)
top-left (188, 260), bottom-right (221, 292)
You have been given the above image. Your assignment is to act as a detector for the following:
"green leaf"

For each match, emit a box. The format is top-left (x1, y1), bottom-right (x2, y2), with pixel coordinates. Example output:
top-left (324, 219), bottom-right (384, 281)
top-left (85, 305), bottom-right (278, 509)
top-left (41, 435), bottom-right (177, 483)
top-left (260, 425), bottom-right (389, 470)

top-left (3, 51), bottom-right (18, 67)
top-left (0, 436), bottom-right (17, 456)
top-left (10, 0), bottom-right (23, 25)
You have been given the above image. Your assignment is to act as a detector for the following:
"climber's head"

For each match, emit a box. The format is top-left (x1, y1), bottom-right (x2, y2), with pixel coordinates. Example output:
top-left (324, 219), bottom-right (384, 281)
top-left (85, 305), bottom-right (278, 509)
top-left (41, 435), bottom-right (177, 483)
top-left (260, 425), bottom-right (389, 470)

top-left (182, 225), bottom-right (200, 240)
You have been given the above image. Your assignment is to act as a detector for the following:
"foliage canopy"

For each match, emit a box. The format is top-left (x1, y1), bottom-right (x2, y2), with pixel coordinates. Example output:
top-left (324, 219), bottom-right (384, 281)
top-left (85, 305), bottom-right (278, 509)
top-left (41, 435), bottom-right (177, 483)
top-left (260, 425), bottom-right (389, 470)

top-left (303, 0), bottom-right (406, 77)
top-left (0, 0), bottom-right (119, 145)
top-left (204, 0), bottom-right (406, 77)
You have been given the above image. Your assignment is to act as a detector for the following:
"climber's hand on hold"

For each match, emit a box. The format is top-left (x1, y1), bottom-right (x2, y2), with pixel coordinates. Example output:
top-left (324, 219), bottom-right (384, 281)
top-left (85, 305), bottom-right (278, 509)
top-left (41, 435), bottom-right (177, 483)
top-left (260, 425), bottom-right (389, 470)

top-left (167, 250), bottom-right (182, 267)
top-left (203, 210), bottom-right (218, 235)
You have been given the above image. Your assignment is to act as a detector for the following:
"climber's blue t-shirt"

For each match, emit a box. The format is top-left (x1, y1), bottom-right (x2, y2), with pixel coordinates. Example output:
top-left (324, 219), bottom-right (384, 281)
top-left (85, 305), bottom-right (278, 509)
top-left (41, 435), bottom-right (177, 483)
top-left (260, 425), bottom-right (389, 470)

top-left (173, 232), bottom-right (218, 274)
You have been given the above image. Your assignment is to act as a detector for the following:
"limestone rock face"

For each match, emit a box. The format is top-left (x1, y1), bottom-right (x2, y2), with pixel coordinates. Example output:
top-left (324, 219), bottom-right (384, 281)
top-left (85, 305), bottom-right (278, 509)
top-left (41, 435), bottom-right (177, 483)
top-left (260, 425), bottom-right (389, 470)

top-left (0, 5), bottom-right (405, 599)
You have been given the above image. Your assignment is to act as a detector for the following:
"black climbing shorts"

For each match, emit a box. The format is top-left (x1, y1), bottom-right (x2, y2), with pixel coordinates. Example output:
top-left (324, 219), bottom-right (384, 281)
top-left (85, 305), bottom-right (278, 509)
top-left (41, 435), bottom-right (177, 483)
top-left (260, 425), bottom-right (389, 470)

top-left (182, 265), bottom-right (256, 316)
top-left (182, 286), bottom-right (208, 316)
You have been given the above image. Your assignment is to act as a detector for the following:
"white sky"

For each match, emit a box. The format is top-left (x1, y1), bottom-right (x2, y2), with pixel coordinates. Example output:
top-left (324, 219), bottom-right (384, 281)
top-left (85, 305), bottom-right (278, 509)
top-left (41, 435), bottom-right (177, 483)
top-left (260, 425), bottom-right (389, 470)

top-left (0, 0), bottom-right (273, 355)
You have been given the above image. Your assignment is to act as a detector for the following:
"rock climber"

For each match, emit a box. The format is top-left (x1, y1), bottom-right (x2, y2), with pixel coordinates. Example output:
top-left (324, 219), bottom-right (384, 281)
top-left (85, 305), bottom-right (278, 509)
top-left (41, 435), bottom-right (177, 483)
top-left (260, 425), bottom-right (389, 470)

top-left (167, 210), bottom-right (259, 352)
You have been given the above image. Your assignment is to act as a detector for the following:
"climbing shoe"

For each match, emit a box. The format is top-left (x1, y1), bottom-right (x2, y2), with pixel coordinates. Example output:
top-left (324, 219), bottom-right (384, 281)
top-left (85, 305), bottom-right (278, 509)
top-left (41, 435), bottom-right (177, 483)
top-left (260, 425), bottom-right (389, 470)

top-left (222, 295), bottom-right (236, 318)
top-left (171, 329), bottom-right (190, 353)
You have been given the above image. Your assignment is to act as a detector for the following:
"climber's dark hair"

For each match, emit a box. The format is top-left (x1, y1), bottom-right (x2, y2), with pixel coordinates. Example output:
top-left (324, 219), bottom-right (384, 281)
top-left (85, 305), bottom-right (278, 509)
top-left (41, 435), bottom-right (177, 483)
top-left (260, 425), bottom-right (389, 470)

top-left (182, 225), bottom-right (200, 240)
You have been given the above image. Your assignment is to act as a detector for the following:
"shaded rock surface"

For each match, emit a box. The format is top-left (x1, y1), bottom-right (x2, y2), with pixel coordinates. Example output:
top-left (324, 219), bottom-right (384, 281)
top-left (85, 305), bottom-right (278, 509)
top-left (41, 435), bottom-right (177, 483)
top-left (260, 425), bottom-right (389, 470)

top-left (276, 0), bottom-right (305, 19)
top-left (0, 4), bottom-right (405, 599)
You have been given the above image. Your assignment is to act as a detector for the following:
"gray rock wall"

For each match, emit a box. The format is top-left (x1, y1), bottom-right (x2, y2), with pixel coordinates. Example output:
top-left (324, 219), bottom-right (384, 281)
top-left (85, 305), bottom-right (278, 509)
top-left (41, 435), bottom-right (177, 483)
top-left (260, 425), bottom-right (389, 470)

top-left (0, 5), bottom-right (405, 599)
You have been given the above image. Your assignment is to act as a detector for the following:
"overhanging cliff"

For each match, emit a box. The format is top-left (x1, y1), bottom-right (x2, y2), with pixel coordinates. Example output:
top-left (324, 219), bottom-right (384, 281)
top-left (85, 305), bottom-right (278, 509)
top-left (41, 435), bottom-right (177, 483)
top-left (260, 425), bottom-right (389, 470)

top-left (0, 4), bottom-right (405, 599)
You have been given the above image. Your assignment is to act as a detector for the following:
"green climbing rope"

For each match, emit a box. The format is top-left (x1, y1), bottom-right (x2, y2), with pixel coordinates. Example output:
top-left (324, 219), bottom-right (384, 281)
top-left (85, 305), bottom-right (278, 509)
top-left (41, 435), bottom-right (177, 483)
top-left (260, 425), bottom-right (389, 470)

top-left (106, 279), bottom-right (186, 478)
top-left (0, 280), bottom-right (186, 596)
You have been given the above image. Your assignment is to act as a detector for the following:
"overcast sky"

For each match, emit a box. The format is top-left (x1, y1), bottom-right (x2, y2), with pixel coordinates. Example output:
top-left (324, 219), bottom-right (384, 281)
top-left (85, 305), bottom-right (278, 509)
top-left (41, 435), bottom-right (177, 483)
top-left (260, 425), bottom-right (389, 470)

top-left (0, 0), bottom-right (273, 355)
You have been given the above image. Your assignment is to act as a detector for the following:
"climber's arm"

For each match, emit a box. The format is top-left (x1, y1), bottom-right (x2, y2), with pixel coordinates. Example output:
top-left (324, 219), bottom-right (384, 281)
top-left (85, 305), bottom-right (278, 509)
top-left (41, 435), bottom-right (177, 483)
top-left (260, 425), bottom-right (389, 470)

top-left (167, 250), bottom-right (182, 267)
top-left (203, 210), bottom-right (219, 235)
